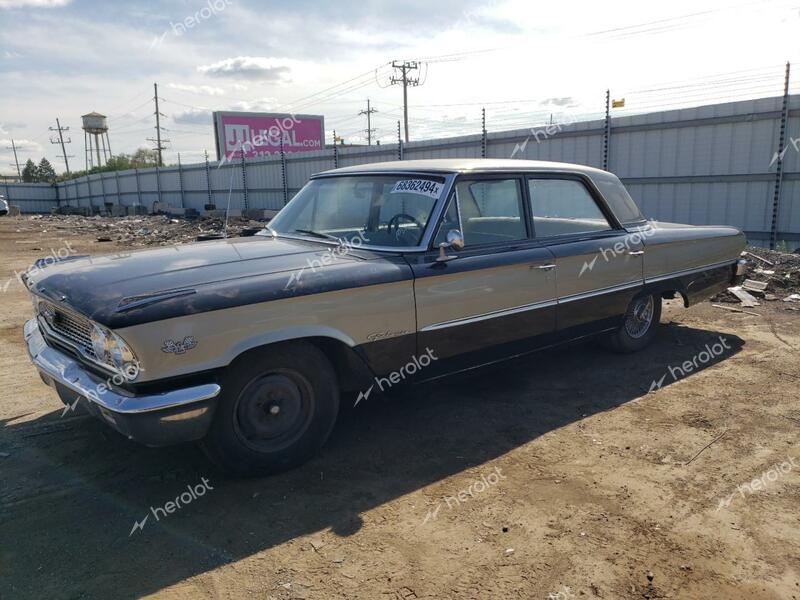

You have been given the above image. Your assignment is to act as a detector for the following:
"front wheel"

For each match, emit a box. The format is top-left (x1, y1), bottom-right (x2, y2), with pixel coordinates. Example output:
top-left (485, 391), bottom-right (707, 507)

top-left (604, 293), bottom-right (662, 353)
top-left (200, 341), bottom-right (339, 476)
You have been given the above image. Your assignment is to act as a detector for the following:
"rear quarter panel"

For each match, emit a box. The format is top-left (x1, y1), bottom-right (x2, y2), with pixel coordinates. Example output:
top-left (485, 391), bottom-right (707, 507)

top-left (636, 222), bottom-right (746, 281)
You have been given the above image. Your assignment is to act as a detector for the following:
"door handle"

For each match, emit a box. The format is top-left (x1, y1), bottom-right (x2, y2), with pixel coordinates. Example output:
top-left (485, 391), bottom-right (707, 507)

top-left (627, 251), bottom-right (645, 256)
top-left (534, 264), bottom-right (556, 270)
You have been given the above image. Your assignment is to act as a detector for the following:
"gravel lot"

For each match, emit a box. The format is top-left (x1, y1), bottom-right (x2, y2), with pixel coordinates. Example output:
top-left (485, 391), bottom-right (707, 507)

top-left (0, 216), bottom-right (798, 600)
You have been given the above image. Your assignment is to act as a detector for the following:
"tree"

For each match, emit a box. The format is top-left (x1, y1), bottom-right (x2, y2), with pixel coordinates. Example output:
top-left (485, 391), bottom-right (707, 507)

top-left (130, 148), bottom-right (159, 168)
top-left (36, 158), bottom-right (56, 183)
top-left (22, 159), bottom-right (38, 182)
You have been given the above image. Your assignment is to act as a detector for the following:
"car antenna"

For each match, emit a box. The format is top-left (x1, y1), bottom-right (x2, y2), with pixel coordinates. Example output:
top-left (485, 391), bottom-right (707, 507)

top-left (222, 157), bottom-right (237, 239)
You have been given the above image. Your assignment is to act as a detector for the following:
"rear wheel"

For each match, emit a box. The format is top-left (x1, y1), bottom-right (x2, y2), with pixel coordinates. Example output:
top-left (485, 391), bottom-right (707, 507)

top-left (605, 293), bottom-right (662, 353)
top-left (201, 341), bottom-right (339, 475)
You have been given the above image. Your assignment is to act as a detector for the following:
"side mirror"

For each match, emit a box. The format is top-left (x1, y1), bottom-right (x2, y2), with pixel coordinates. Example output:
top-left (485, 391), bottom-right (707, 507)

top-left (436, 229), bottom-right (464, 262)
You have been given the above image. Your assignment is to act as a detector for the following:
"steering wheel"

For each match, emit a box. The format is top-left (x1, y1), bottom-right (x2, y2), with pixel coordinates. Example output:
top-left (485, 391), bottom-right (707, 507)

top-left (386, 213), bottom-right (423, 240)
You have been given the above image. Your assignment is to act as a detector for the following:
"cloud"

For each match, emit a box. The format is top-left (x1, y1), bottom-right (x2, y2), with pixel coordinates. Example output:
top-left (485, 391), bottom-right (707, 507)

top-left (171, 109), bottom-right (212, 125)
top-left (3, 50), bottom-right (23, 58)
top-left (228, 97), bottom-right (278, 112)
top-left (0, 138), bottom-right (42, 152)
top-left (540, 97), bottom-right (578, 107)
top-left (0, 0), bottom-right (70, 7)
top-left (197, 56), bottom-right (291, 81)
top-left (168, 83), bottom-right (226, 96)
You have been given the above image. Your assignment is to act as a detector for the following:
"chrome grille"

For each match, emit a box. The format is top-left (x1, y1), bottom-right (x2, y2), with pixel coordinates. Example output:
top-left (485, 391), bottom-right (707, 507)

top-left (39, 301), bottom-right (97, 360)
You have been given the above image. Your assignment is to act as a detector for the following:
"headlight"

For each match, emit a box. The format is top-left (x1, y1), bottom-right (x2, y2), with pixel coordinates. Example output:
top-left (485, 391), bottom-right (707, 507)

top-left (91, 324), bottom-right (139, 380)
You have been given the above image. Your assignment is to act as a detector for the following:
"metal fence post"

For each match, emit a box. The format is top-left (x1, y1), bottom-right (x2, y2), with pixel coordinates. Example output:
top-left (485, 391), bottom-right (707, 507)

top-left (333, 130), bottom-right (339, 169)
top-left (204, 150), bottom-right (212, 208)
top-left (155, 165), bottom-right (163, 210)
top-left (770, 61), bottom-right (791, 250)
top-left (603, 89), bottom-right (611, 170)
top-left (280, 139), bottom-right (288, 205)
top-left (114, 169), bottom-right (121, 207)
top-left (177, 153), bottom-right (185, 209)
top-left (99, 172), bottom-right (107, 212)
top-left (397, 121), bottom-right (403, 160)
top-left (134, 168), bottom-right (142, 208)
top-left (481, 107), bottom-right (487, 158)
top-left (240, 151), bottom-right (248, 210)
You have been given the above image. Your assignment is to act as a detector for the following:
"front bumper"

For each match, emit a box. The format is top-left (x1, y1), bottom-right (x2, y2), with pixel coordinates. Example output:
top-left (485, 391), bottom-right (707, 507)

top-left (24, 319), bottom-right (221, 446)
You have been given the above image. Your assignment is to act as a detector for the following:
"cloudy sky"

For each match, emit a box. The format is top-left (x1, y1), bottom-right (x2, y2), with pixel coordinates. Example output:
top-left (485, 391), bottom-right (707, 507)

top-left (1, 0), bottom-right (798, 174)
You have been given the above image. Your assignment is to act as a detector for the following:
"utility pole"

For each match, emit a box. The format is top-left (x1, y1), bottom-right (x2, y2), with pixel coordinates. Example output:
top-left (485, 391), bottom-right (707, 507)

top-left (390, 61), bottom-right (420, 142)
top-left (6, 138), bottom-right (21, 178)
top-left (147, 82), bottom-right (169, 166)
top-left (49, 118), bottom-right (72, 175)
top-left (359, 99), bottom-right (378, 145)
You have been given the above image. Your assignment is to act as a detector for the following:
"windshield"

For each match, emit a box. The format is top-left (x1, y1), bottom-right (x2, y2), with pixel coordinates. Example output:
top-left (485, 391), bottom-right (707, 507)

top-left (269, 174), bottom-right (447, 248)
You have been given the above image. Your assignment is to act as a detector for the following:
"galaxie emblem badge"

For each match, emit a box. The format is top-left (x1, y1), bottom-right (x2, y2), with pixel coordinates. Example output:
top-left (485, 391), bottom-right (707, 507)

top-left (162, 336), bottom-right (198, 355)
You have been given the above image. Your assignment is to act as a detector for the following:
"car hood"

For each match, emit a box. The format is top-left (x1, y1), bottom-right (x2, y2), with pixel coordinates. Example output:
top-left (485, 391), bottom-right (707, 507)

top-left (28, 234), bottom-right (410, 329)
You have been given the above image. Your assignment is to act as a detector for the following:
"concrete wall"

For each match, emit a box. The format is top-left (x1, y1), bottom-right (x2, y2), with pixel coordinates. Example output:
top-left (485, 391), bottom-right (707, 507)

top-left (3, 94), bottom-right (799, 248)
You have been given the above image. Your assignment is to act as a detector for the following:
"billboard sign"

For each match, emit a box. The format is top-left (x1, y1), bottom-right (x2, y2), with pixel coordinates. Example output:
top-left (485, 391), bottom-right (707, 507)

top-left (213, 111), bottom-right (325, 161)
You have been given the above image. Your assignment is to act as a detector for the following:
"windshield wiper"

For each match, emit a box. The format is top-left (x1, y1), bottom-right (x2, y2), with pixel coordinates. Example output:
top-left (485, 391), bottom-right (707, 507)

top-left (292, 229), bottom-right (340, 242)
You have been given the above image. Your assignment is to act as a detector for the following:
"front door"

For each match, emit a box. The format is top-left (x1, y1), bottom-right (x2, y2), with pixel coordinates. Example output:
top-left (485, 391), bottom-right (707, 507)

top-left (408, 176), bottom-right (557, 362)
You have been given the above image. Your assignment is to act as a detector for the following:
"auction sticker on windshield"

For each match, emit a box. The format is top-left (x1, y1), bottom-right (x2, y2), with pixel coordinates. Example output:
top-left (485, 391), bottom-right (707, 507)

top-left (390, 179), bottom-right (443, 199)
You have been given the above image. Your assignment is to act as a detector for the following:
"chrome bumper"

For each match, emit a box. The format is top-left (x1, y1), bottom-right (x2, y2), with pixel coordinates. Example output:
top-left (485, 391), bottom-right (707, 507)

top-left (24, 319), bottom-right (221, 445)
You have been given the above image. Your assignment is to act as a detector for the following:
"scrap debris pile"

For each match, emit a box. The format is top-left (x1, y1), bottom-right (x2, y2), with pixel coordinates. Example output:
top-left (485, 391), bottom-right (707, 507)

top-left (712, 247), bottom-right (800, 311)
top-left (21, 214), bottom-right (266, 247)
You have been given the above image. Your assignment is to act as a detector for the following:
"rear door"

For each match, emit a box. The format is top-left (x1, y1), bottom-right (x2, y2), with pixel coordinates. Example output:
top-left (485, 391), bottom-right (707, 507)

top-left (525, 175), bottom-right (644, 334)
top-left (408, 175), bottom-right (557, 361)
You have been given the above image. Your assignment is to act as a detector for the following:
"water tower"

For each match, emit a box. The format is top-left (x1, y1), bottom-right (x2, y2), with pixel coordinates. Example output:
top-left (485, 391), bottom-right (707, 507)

top-left (81, 111), bottom-right (112, 170)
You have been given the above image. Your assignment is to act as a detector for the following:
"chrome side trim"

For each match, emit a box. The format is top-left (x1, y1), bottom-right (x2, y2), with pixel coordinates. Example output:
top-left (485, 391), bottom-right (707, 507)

top-left (421, 299), bottom-right (557, 332)
top-left (645, 259), bottom-right (734, 284)
top-left (558, 280), bottom-right (643, 304)
top-left (25, 320), bottom-right (220, 415)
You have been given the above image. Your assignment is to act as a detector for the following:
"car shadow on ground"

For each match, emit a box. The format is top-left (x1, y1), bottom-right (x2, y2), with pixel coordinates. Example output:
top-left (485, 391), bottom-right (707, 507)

top-left (0, 322), bottom-right (743, 599)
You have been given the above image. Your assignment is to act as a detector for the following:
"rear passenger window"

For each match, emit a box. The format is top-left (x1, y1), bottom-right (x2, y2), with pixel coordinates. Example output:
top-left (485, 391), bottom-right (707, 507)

top-left (455, 179), bottom-right (527, 247)
top-left (528, 179), bottom-right (612, 238)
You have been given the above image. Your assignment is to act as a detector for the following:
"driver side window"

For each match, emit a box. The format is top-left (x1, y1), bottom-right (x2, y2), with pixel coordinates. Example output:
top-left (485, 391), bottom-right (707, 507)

top-left (454, 178), bottom-right (527, 247)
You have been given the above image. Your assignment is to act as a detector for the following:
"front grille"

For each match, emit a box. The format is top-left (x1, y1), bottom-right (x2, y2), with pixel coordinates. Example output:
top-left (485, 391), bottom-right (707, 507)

top-left (39, 301), bottom-right (98, 360)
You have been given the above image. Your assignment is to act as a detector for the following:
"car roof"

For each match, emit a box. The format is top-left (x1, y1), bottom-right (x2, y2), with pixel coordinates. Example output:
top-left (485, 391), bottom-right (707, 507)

top-left (317, 158), bottom-right (612, 177)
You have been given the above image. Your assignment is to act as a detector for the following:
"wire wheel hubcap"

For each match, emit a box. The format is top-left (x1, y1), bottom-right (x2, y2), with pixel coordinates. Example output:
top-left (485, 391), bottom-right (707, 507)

top-left (624, 296), bottom-right (655, 339)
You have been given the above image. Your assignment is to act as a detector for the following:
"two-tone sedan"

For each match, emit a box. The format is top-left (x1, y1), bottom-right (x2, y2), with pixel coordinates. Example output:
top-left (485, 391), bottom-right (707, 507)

top-left (23, 159), bottom-right (747, 474)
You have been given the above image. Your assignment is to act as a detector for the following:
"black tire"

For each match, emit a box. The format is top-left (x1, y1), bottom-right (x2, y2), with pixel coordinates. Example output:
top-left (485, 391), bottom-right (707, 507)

top-left (200, 341), bottom-right (339, 476)
top-left (604, 293), bottom-right (662, 353)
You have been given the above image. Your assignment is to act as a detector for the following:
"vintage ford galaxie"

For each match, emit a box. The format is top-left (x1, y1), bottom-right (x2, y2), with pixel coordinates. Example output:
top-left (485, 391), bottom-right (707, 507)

top-left (23, 159), bottom-right (747, 474)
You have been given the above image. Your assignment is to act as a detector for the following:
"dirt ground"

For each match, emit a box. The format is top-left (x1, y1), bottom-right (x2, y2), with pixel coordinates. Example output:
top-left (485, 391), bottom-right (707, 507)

top-left (0, 216), bottom-right (798, 600)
